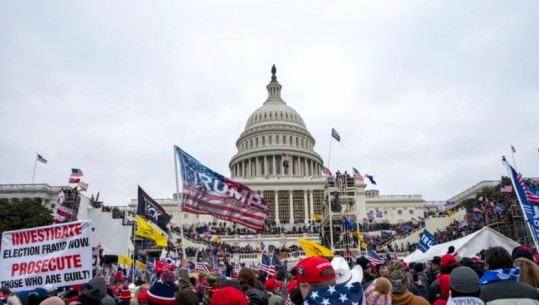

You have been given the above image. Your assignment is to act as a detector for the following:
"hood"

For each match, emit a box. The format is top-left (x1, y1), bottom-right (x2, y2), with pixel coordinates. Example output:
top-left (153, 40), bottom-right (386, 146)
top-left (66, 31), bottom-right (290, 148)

top-left (87, 277), bottom-right (107, 298)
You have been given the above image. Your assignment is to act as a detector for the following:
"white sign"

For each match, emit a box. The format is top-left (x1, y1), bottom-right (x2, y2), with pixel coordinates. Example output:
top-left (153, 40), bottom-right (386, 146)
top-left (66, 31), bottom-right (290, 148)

top-left (0, 220), bottom-right (93, 292)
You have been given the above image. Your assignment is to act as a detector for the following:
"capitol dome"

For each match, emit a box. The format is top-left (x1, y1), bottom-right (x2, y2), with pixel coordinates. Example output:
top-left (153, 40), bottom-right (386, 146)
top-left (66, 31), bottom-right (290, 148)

top-left (229, 66), bottom-right (324, 179)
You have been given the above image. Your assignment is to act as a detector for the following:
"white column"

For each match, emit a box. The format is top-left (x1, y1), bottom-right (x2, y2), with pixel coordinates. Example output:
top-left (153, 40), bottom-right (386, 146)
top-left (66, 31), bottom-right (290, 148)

top-left (310, 190), bottom-right (314, 216)
top-left (289, 191), bottom-right (294, 224)
top-left (248, 158), bottom-right (252, 177)
top-left (272, 155), bottom-right (276, 176)
top-left (274, 191), bottom-right (280, 224)
top-left (304, 190), bottom-right (309, 223)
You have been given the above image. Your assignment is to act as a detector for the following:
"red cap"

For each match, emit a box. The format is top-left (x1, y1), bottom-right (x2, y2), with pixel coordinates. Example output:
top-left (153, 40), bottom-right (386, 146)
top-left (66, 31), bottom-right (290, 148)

top-left (286, 280), bottom-right (298, 294)
top-left (441, 254), bottom-right (458, 268)
top-left (210, 287), bottom-right (248, 305)
top-left (264, 278), bottom-right (283, 291)
top-left (295, 257), bottom-right (335, 284)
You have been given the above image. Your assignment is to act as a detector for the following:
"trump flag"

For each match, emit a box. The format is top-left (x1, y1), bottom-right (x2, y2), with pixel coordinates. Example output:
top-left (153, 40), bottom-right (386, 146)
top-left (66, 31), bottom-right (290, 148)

top-left (175, 146), bottom-right (269, 232)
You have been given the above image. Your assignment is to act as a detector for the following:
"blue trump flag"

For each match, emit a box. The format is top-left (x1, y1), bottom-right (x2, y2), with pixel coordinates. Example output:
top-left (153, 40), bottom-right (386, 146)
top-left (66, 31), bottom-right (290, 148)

top-left (365, 174), bottom-right (376, 185)
top-left (417, 229), bottom-right (436, 253)
top-left (506, 163), bottom-right (539, 246)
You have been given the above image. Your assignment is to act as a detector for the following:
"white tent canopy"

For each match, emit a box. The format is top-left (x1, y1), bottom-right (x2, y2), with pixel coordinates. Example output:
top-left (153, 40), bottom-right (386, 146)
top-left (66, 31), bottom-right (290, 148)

top-left (404, 227), bottom-right (520, 263)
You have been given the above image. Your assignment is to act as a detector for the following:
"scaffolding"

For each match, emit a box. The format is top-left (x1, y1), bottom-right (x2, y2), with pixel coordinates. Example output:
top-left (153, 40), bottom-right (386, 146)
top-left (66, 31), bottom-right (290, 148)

top-left (320, 176), bottom-right (363, 260)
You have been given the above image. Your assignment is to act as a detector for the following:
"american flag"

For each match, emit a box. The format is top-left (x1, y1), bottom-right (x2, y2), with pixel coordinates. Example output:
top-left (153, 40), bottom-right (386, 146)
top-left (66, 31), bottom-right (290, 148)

top-left (344, 250), bottom-right (357, 261)
top-left (352, 167), bottom-right (363, 180)
top-left (176, 147), bottom-right (269, 232)
top-left (321, 166), bottom-right (332, 176)
top-left (304, 281), bottom-right (364, 305)
top-left (282, 153), bottom-right (292, 162)
top-left (331, 128), bottom-right (341, 142)
top-left (260, 254), bottom-right (275, 277)
top-left (391, 249), bottom-right (398, 261)
top-left (54, 205), bottom-right (75, 223)
top-left (366, 249), bottom-right (385, 265)
top-left (71, 168), bottom-right (84, 177)
top-left (37, 153), bottom-right (48, 164)
top-left (195, 262), bottom-right (210, 273)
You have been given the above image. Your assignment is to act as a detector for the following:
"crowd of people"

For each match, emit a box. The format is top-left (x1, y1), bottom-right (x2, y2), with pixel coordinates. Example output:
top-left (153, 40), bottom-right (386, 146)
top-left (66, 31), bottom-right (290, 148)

top-left (4, 244), bottom-right (539, 305)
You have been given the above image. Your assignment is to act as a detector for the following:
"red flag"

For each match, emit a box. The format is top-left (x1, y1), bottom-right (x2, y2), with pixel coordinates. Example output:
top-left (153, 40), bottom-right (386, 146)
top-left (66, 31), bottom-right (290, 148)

top-left (69, 177), bottom-right (80, 184)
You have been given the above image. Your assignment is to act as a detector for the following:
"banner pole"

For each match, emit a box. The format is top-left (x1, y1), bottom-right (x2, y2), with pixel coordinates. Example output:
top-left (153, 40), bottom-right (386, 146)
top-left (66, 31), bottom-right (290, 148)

top-left (32, 153), bottom-right (38, 184)
top-left (173, 146), bottom-right (187, 259)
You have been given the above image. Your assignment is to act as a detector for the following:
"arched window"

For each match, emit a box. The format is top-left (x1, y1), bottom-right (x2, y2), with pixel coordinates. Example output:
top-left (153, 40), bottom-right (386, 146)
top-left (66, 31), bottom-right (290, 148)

top-left (262, 136), bottom-right (265, 146)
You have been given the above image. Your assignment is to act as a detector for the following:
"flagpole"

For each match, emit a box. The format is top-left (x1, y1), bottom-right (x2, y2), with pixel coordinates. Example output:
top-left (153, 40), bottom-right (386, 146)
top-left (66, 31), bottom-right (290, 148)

top-left (173, 146), bottom-right (187, 259)
top-left (32, 153), bottom-right (38, 184)
top-left (511, 146), bottom-right (517, 171)
top-left (327, 135), bottom-right (333, 169)
top-left (503, 157), bottom-right (539, 250)
top-left (132, 223), bottom-right (136, 282)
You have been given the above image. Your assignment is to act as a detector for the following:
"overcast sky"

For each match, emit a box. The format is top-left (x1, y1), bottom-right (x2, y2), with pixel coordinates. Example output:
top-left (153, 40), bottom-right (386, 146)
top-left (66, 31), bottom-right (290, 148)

top-left (1, 1), bottom-right (538, 206)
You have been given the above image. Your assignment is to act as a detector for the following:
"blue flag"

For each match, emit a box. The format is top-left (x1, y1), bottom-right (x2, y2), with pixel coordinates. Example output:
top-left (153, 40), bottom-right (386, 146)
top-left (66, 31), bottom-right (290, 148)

top-left (342, 217), bottom-right (357, 230)
top-left (417, 229), bottom-right (436, 253)
top-left (506, 163), bottom-right (539, 243)
top-left (331, 128), bottom-right (341, 142)
top-left (365, 174), bottom-right (376, 185)
top-left (381, 230), bottom-right (393, 239)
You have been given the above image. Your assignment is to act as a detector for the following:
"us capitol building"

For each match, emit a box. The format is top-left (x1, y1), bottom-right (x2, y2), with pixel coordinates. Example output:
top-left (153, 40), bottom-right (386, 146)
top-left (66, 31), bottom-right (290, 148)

top-left (132, 66), bottom-right (426, 232)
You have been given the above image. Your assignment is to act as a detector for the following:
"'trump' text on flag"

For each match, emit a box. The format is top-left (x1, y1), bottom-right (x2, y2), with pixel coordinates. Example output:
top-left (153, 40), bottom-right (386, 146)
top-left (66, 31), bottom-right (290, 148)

top-left (175, 146), bottom-right (269, 232)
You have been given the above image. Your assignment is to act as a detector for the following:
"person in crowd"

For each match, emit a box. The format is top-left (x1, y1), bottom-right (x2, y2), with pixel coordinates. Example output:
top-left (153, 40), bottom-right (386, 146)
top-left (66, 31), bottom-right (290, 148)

top-left (237, 268), bottom-right (268, 305)
top-left (479, 246), bottom-right (539, 304)
top-left (364, 277), bottom-right (392, 305)
top-left (174, 289), bottom-right (198, 305)
top-left (376, 263), bottom-right (389, 278)
top-left (436, 266), bottom-right (485, 305)
top-left (117, 286), bottom-right (132, 305)
top-left (81, 276), bottom-right (115, 305)
top-left (514, 257), bottom-right (539, 288)
top-left (137, 290), bottom-right (148, 305)
top-left (264, 278), bottom-right (284, 305)
top-left (411, 263), bottom-right (428, 289)
top-left (28, 288), bottom-right (50, 305)
top-left (147, 271), bottom-right (178, 305)
top-left (39, 297), bottom-right (65, 305)
top-left (195, 277), bottom-right (207, 303)
top-left (357, 256), bottom-right (375, 290)
top-left (427, 254), bottom-right (458, 304)
top-left (426, 256), bottom-right (441, 288)
top-left (388, 270), bottom-right (429, 305)
top-left (511, 245), bottom-right (535, 262)
top-left (295, 256), bottom-right (364, 305)
top-left (387, 260), bottom-right (425, 298)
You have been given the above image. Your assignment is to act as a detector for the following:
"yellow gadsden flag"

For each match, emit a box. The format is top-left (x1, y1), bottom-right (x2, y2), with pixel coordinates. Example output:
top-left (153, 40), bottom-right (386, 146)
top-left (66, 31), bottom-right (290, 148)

top-left (118, 255), bottom-right (133, 266)
top-left (298, 238), bottom-right (334, 258)
top-left (135, 215), bottom-right (168, 247)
